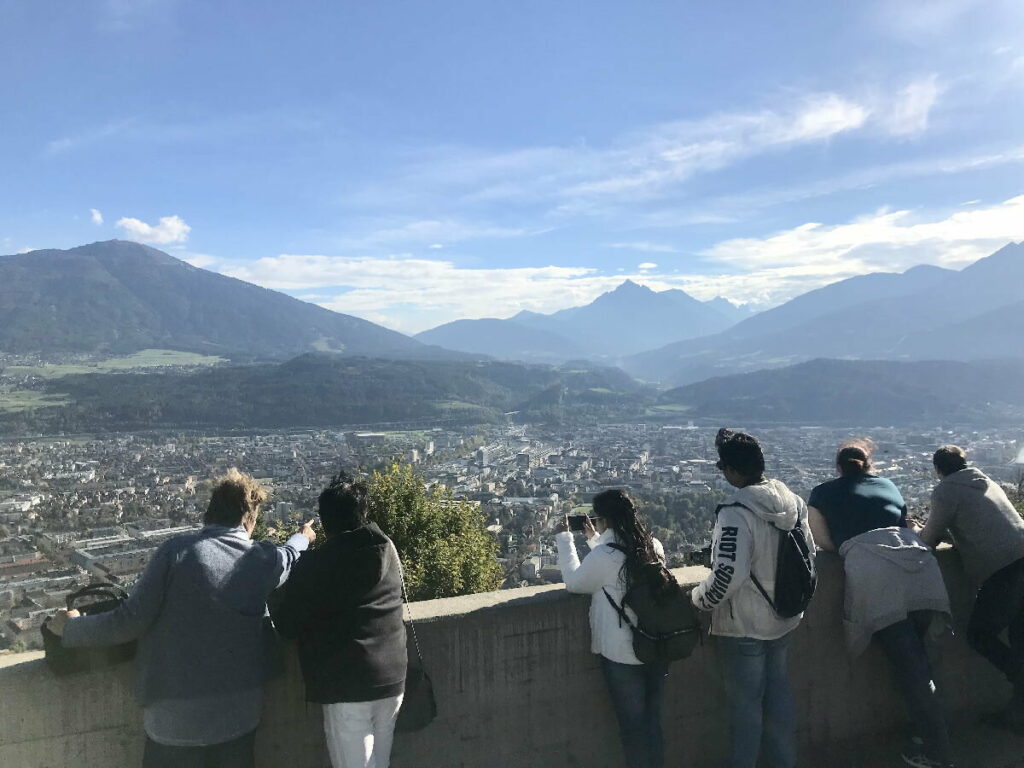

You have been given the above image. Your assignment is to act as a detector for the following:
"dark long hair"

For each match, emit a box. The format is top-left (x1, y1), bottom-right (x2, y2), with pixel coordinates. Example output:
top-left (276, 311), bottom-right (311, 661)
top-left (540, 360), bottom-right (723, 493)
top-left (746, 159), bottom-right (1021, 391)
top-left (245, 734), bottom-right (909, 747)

top-left (592, 489), bottom-right (664, 590)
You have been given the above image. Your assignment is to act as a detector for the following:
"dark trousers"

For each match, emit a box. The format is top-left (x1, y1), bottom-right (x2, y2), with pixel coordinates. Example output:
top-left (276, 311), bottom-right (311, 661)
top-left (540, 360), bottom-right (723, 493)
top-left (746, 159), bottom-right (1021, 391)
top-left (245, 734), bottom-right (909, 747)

top-left (968, 557), bottom-right (1024, 696)
top-left (142, 730), bottom-right (256, 768)
top-left (874, 612), bottom-right (952, 764)
top-left (600, 656), bottom-right (669, 768)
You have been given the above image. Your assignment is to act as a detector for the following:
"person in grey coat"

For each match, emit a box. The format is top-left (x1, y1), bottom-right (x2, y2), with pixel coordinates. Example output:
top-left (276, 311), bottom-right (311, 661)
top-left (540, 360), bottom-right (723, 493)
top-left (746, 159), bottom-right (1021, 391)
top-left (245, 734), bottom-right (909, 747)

top-left (46, 469), bottom-right (315, 768)
top-left (920, 445), bottom-right (1024, 729)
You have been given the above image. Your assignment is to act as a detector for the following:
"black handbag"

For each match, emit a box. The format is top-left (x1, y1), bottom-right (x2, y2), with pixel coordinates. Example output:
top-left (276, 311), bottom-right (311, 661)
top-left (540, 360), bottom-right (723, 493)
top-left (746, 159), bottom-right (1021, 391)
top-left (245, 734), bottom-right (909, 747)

top-left (41, 583), bottom-right (136, 676)
top-left (394, 559), bottom-right (437, 733)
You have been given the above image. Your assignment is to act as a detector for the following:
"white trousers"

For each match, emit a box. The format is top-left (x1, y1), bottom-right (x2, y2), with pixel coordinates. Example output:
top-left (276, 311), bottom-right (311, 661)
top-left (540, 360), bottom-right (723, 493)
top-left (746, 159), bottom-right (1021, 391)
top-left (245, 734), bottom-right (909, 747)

top-left (323, 694), bottom-right (404, 768)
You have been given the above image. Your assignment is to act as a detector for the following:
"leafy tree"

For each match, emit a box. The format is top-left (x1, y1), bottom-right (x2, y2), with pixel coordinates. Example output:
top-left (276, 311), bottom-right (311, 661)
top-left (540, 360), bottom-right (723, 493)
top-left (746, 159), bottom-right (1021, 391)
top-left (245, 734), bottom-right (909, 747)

top-left (366, 463), bottom-right (503, 601)
top-left (254, 463), bottom-right (503, 601)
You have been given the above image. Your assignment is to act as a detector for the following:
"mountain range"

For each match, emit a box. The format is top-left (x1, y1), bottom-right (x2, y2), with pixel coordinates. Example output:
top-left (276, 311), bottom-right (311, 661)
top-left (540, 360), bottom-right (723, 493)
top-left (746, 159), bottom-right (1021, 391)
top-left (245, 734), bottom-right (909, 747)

top-left (0, 241), bottom-right (462, 361)
top-left (415, 280), bottom-right (749, 361)
top-left (659, 358), bottom-right (1024, 425)
top-left (625, 242), bottom-right (1024, 385)
top-left (3, 355), bottom-right (652, 432)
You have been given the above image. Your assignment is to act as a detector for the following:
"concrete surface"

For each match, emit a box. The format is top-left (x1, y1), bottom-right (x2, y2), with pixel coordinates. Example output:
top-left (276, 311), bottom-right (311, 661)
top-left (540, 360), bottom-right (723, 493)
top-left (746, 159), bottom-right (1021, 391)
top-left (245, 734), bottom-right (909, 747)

top-left (0, 550), bottom-right (1020, 767)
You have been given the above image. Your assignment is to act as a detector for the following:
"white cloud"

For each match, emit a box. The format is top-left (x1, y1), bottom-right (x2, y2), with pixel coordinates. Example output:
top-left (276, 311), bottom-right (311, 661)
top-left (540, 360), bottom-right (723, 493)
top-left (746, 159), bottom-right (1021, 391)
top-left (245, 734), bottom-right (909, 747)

top-left (214, 196), bottom-right (1024, 331)
top-left (877, 76), bottom-right (943, 137)
top-left (653, 144), bottom-right (1024, 224)
top-left (428, 243), bottom-right (444, 250)
top-left (702, 195), bottom-right (1024, 274)
top-left (558, 94), bottom-right (870, 202)
top-left (179, 252), bottom-right (217, 269)
top-left (607, 242), bottom-right (678, 254)
top-left (348, 80), bottom-right (940, 217)
top-left (220, 253), bottom-right (841, 332)
top-left (348, 219), bottom-right (528, 247)
top-left (90, 208), bottom-right (104, 225)
top-left (116, 215), bottom-right (191, 244)
top-left (46, 120), bottom-right (134, 156)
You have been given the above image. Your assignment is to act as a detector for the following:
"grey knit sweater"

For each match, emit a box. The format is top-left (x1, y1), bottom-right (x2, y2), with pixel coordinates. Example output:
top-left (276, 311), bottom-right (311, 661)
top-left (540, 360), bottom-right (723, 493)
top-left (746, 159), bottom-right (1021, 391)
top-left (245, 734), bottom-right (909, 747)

top-left (63, 525), bottom-right (308, 706)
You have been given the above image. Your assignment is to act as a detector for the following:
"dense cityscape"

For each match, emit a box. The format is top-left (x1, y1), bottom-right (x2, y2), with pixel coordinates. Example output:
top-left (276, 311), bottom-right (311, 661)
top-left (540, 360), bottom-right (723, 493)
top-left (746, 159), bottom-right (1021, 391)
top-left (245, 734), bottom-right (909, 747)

top-left (2, 420), bottom-right (1021, 652)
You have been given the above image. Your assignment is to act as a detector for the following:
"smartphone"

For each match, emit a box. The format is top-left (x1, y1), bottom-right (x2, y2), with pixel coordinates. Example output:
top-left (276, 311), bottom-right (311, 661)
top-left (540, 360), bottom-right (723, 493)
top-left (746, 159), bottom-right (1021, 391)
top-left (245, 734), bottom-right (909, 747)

top-left (568, 514), bottom-right (589, 532)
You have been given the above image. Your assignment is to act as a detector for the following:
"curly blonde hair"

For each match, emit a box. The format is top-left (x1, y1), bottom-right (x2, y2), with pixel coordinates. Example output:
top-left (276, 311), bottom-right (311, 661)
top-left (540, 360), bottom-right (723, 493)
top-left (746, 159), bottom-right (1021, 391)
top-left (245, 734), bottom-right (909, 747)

top-left (204, 468), bottom-right (268, 527)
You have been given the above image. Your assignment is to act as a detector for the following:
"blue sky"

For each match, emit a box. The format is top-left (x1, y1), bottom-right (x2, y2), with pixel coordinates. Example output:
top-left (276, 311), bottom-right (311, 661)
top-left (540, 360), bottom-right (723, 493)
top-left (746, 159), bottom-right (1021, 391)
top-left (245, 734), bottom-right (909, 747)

top-left (2, 0), bottom-right (1023, 332)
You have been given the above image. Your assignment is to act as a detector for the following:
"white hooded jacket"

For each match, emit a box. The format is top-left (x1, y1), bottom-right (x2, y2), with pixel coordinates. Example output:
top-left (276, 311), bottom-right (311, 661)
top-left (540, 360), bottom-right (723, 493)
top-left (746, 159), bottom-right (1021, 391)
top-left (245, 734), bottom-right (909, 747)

top-left (691, 479), bottom-right (813, 640)
top-left (555, 529), bottom-right (665, 665)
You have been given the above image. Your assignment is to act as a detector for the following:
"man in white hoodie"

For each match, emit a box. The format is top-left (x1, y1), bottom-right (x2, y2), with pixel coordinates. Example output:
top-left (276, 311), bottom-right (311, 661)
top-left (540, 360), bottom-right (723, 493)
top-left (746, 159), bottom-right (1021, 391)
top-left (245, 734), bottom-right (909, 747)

top-left (691, 429), bottom-right (812, 768)
top-left (920, 445), bottom-right (1024, 728)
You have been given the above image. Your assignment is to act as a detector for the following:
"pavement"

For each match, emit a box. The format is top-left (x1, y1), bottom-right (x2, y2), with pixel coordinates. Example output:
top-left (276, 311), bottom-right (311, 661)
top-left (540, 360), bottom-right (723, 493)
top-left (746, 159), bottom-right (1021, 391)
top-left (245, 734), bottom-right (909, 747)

top-left (805, 717), bottom-right (1024, 768)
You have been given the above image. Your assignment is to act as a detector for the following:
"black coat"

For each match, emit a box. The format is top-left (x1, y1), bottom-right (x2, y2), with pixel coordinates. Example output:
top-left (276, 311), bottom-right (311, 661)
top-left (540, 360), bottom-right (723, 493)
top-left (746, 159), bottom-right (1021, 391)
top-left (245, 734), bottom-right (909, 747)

top-left (272, 523), bottom-right (407, 703)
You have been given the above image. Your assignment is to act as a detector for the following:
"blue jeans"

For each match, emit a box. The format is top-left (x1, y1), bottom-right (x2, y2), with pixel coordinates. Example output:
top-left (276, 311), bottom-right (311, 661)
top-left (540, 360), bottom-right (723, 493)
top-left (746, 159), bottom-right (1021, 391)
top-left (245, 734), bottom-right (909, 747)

top-left (717, 632), bottom-right (796, 768)
top-left (874, 613), bottom-right (952, 764)
top-left (600, 656), bottom-right (669, 768)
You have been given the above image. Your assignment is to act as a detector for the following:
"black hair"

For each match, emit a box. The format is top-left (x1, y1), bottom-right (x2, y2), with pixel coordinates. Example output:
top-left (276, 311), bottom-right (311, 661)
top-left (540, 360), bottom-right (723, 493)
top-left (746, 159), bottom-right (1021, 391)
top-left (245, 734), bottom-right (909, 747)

top-left (836, 439), bottom-right (873, 477)
top-left (318, 472), bottom-right (369, 534)
top-left (933, 445), bottom-right (968, 477)
top-left (716, 430), bottom-right (765, 483)
top-left (592, 489), bottom-right (666, 592)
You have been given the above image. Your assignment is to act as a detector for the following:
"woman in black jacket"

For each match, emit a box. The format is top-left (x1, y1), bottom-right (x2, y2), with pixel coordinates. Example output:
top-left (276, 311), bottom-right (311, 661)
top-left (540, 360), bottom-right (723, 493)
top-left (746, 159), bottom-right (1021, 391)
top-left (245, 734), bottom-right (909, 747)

top-left (272, 474), bottom-right (407, 768)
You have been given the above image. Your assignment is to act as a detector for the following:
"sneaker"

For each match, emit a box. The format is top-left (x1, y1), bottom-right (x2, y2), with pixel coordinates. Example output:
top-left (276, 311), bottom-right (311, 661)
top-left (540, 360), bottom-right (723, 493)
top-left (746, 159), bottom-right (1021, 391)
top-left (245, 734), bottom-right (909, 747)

top-left (900, 748), bottom-right (956, 768)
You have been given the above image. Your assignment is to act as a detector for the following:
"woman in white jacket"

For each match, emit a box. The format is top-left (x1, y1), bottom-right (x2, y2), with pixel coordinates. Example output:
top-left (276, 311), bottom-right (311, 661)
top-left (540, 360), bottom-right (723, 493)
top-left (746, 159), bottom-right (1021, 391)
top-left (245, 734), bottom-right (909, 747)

top-left (691, 429), bottom-right (813, 768)
top-left (555, 489), bottom-right (667, 768)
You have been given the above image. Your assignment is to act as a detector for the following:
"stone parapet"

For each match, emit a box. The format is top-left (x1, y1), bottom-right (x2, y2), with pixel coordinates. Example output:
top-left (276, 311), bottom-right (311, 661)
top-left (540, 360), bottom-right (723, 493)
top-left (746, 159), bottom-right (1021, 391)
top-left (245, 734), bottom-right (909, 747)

top-left (0, 549), bottom-right (1008, 767)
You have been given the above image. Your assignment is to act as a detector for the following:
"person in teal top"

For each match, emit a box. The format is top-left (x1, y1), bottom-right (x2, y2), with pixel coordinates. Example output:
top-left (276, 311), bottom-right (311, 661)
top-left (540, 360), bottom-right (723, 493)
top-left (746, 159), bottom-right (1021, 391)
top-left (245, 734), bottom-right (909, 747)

top-left (808, 440), bottom-right (955, 768)
top-left (807, 459), bottom-right (907, 549)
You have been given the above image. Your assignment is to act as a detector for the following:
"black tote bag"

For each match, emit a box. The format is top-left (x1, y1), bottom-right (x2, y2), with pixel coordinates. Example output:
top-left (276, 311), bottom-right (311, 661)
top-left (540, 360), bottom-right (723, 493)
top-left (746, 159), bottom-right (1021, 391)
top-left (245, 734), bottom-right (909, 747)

top-left (41, 582), bottom-right (136, 676)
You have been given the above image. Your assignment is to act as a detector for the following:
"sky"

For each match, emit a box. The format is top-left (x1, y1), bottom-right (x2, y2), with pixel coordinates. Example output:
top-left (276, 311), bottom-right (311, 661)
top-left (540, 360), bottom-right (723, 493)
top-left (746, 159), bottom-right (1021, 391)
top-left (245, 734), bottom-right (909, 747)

top-left (2, 0), bottom-right (1023, 334)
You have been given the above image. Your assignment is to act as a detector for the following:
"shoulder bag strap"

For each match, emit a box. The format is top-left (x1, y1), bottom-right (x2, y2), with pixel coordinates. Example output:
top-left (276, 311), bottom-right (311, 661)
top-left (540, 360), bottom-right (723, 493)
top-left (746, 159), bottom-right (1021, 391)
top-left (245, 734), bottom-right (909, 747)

top-left (395, 544), bottom-right (426, 669)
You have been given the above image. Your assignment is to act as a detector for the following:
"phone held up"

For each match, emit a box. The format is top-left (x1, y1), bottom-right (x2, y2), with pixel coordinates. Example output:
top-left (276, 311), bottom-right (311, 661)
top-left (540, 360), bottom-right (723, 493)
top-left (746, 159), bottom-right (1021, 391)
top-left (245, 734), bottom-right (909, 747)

top-left (567, 514), bottom-right (589, 532)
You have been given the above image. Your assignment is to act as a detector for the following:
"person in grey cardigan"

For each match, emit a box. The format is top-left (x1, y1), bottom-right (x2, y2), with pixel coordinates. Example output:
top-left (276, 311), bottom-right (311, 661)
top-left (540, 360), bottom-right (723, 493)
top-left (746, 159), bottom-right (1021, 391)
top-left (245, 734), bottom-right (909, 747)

top-left (47, 468), bottom-right (315, 768)
top-left (920, 445), bottom-right (1024, 730)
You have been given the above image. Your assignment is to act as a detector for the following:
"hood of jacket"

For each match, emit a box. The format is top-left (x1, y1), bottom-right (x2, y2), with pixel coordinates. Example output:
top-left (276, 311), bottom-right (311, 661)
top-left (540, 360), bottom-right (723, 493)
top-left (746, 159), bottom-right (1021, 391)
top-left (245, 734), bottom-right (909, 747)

top-left (732, 479), bottom-right (802, 532)
top-left (942, 467), bottom-right (991, 493)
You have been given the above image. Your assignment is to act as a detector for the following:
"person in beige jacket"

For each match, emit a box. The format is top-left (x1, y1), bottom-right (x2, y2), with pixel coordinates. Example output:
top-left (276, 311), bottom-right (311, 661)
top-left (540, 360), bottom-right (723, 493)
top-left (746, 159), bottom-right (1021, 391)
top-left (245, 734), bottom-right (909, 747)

top-left (691, 429), bottom-right (812, 768)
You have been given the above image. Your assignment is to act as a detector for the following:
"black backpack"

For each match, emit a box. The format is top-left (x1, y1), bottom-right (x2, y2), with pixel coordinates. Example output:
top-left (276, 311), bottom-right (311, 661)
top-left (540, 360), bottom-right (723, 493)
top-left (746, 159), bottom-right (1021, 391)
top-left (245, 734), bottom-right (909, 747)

top-left (717, 502), bottom-right (817, 619)
top-left (602, 545), bottom-right (701, 665)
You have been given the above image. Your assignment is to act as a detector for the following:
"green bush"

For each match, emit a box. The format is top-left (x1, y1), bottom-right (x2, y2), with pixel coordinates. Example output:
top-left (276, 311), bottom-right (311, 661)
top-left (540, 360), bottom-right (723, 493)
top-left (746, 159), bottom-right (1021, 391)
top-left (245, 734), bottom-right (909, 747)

top-left (256, 463), bottom-right (503, 601)
top-left (367, 463), bottom-right (503, 601)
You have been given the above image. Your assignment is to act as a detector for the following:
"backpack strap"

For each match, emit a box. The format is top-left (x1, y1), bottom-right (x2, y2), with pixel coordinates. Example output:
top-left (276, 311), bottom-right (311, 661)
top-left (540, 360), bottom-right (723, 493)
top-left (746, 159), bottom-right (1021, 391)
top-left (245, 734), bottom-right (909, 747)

top-left (602, 587), bottom-right (635, 630)
top-left (748, 572), bottom-right (778, 613)
top-left (715, 500), bottom-right (780, 612)
top-left (714, 501), bottom-right (752, 516)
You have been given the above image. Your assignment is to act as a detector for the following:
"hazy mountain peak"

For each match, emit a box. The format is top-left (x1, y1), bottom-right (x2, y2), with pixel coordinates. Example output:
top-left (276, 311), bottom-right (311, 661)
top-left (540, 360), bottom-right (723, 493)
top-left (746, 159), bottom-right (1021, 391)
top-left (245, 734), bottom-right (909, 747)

top-left (0, 241), bottom-right (458, 360)
top-left (609, 279), bottom-right (653, 295)
top-left (961, 241), bottom-right (1023, 273)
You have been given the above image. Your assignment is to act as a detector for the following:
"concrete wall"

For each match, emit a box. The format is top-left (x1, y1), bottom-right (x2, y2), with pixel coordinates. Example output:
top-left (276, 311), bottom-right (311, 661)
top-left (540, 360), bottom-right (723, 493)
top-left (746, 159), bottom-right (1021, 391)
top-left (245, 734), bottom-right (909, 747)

top-left (0, 549), bottom-right (1009, 768)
